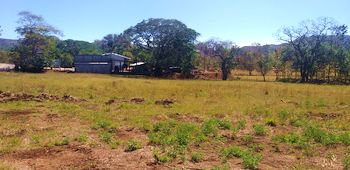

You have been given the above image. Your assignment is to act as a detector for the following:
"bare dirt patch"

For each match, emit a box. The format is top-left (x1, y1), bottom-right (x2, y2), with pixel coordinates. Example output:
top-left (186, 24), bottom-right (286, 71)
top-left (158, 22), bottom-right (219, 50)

top-left (307, 112), bottom-right (342, 120)
top-left (167, 112), bottom-right (202, 123)
top-left (0, 109), bottom-right (33, 116)
top-left (130, 98), bottom-right (145, 104)
top-left (0, 91), bottom-right (86, 103)
top-left (155, 99), bottom-right (175, 106)
top-left (1, 144), bottom-right (99, 169)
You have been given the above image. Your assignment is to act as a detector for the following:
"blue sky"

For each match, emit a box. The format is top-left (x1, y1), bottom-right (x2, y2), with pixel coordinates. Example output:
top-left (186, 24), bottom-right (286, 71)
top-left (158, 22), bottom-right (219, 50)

top-left (1, 0), bottom-right (349, 46)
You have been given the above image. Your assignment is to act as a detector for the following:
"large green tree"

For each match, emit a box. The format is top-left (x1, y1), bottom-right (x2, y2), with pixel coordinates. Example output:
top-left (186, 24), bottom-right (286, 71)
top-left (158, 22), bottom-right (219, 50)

top-left (124, 18), bottom-right (199, 77)
top-left (11, 11), bottom-right (62, 72)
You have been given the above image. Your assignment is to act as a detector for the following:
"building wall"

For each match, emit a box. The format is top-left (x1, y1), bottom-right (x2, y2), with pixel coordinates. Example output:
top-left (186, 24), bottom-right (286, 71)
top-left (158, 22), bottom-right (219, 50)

top-left (75, 63), bottom-right (112, 74)
top-left (74, 54), bottom-right (129, 74)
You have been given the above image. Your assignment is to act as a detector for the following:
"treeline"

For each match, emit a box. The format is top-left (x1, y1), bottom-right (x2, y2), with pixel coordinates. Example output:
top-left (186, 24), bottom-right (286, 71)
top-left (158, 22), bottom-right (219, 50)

top-left (1, 11), bottom-right (349, 84)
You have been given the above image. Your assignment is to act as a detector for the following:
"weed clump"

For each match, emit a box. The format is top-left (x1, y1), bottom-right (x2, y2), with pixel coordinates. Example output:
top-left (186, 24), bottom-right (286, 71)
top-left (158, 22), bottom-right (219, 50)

top-left (253, 124), bottom-right (266, 136)
top-left (54, 137), bottom-right (69, 146)
top-left (221, 145), bottom-right (262, 170)
top-left (201, 118), bottom-right (232, 137)
top-left (148, 118), bottom-right (232, 163)
top-left (125, 139), bottom-right (142, 152)
top-left (153, 149), bottom-right (171, 164)
top-left (343, 153), bottom-right (350, 170)
top-left (191, 152), bottom-right (203, 163)
top-left (304, 126), bottom-right (337, 146)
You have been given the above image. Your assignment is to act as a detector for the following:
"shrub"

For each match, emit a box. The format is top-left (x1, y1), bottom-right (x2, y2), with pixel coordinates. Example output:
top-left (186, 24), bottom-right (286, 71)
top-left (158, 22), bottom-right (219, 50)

top-left (221, 146), bottom-right (262, 169)
top-left (175, 123), bottom-right (196, 146)
top-left (343, 153), bottom-right (350, 170)
top-left (265, 118), bottom-right (277, 127)
top-left (242, 153), bottom-right (262, 170)
top-left (93, 119), bottom-right (117, 132)
top-left (339, 132), bottom-right (350, 146)
top-left (99, 132), bottom-right (113, 143)
top-left (304, 126), bottom-right (338, 146)
top-left (272, 133), bottom-right (309, 149)
top-left (222, 146), bottom-right (244, 158)
top-left (233, 119), bottom-right (247, 133)
top-left (242, 135), bottom-right (254, 144)
top-left (201, 119), bottom-right (220, 137)
top-left (278, 110), bottom-right (290, 123)
top-left (202, 118), bottom-right (232, 137)
top-left (211, 164), bottom-right (230, 170)
top-left (153, 150), bottom-right (171, 164)
top-left (76, 134), bottom-right (88, 143)
top-left (191, 152), bottom-right (203, 163)
top-left (253, 124), bottom-right (266, 136)
top-left (148, 120), bottom-right (178, 145)
top-left (125, 139), bottom-right (142, 152)
top-left (217, 119), bottom-right (232, 130)
top-left (54, 137), bottom-right (69, 146)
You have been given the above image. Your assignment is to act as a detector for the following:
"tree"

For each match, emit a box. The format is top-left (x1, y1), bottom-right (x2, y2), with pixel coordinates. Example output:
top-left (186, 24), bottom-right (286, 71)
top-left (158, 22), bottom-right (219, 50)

top-left (96, 34), bottom-right (131, 54)
top-left (124, 18), bottom-right (199, 77)
top-left (199, 39), bottom-right (240, 80)
top-left (60, 53), bottom-right (73, 68)
top-left (256, 53), bottom-right (274, 82)
top-left (239, 51), bottom-right (257, 76)
top-left (278, 17), bottom-right (344, 82)
top-left (271, 48), bottom-right (285, 80)
top-left (12, 11), bottom-right (62, 72)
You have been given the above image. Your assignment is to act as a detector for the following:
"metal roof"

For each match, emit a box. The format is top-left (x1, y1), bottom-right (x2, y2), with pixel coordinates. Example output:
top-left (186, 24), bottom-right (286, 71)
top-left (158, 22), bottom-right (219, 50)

top-left (103, 53), bottom-right (130, 60)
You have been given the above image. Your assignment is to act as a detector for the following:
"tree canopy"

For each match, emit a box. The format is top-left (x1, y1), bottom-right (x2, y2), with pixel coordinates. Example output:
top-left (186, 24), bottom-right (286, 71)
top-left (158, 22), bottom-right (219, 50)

top-left (11, 11), bottom-right (62, 72)
top-left (124, 18), bottom-right (199, 77)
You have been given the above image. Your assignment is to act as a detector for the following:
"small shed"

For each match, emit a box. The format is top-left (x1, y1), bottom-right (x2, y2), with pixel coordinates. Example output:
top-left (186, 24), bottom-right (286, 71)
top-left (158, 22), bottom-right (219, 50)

top-left (74, 53), bottom-right (129, 74)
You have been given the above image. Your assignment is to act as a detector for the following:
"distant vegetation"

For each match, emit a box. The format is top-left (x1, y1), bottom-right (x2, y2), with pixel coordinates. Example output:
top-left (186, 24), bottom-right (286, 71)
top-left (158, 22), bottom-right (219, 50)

top-left (0, 11), bottom-right (349, 84)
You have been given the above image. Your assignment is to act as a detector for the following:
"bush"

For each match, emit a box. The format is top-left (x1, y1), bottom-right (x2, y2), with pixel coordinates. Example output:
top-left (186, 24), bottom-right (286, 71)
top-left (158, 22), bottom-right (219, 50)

top-left (304, 126), bottom-right (338, 146)
top-left (339, 132), bottom-right (350, 146)
top-left (242, 153), bottom-right (262, 170)
top-left (236, 119), bottom-right (246, 131)
top-left (278, 110), bottom-right (290, 123)
top-left (54, 137), bottom-right (69, 146)
top-left (99, 132), bottom-right (113, 143)
top-left (253, 124), bottom-right (266, 136)
top-left (153, 150), bottom-right (171, 164)
top-left (191, 152), bottom-right (203, 163)
top-left (242, 135), bottom-right (254, 144)
top-left (272, 133), bottom-right (309, 149)
top-left (265, 118), bottom-right (277, 127)
top-left (201, 118), bottom-right (232, 137)
top-left (343, 153), bottom-right (350, 170)
top-left (211, 164), bottom-right (230, 170)
top-left (175, 123), bottom-right (197, 146)
top-left (221, 146), bottom-right (262, 169)
top-left (125, 139), bottom-right (142, 152)
top-left (222, 146), bottom-right (244, 158)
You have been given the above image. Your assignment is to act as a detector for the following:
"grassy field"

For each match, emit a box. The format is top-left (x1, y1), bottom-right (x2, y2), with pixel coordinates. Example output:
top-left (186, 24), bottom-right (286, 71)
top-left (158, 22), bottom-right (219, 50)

top-left (0, 72), bottom-right (350, 169)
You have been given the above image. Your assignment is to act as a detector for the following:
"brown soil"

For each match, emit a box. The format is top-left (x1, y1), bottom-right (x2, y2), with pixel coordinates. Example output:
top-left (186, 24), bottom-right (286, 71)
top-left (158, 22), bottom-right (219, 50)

top-left (105, 98), bottom-right (145, 105)
top-left (167, 112), bottom-right (202, 123)
top-left (130, 98), bottom-right (145, 104)
top-left (155, 99), bottom-right (175, 106)
top-left (0, 91), bottom-right (86, 103)
top-left (307, 112), bottom-right (342, 120)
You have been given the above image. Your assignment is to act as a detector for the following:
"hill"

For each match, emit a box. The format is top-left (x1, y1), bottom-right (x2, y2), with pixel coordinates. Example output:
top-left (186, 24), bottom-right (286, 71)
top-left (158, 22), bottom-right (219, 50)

top-left (0, 38), bottom-right (18, 50)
